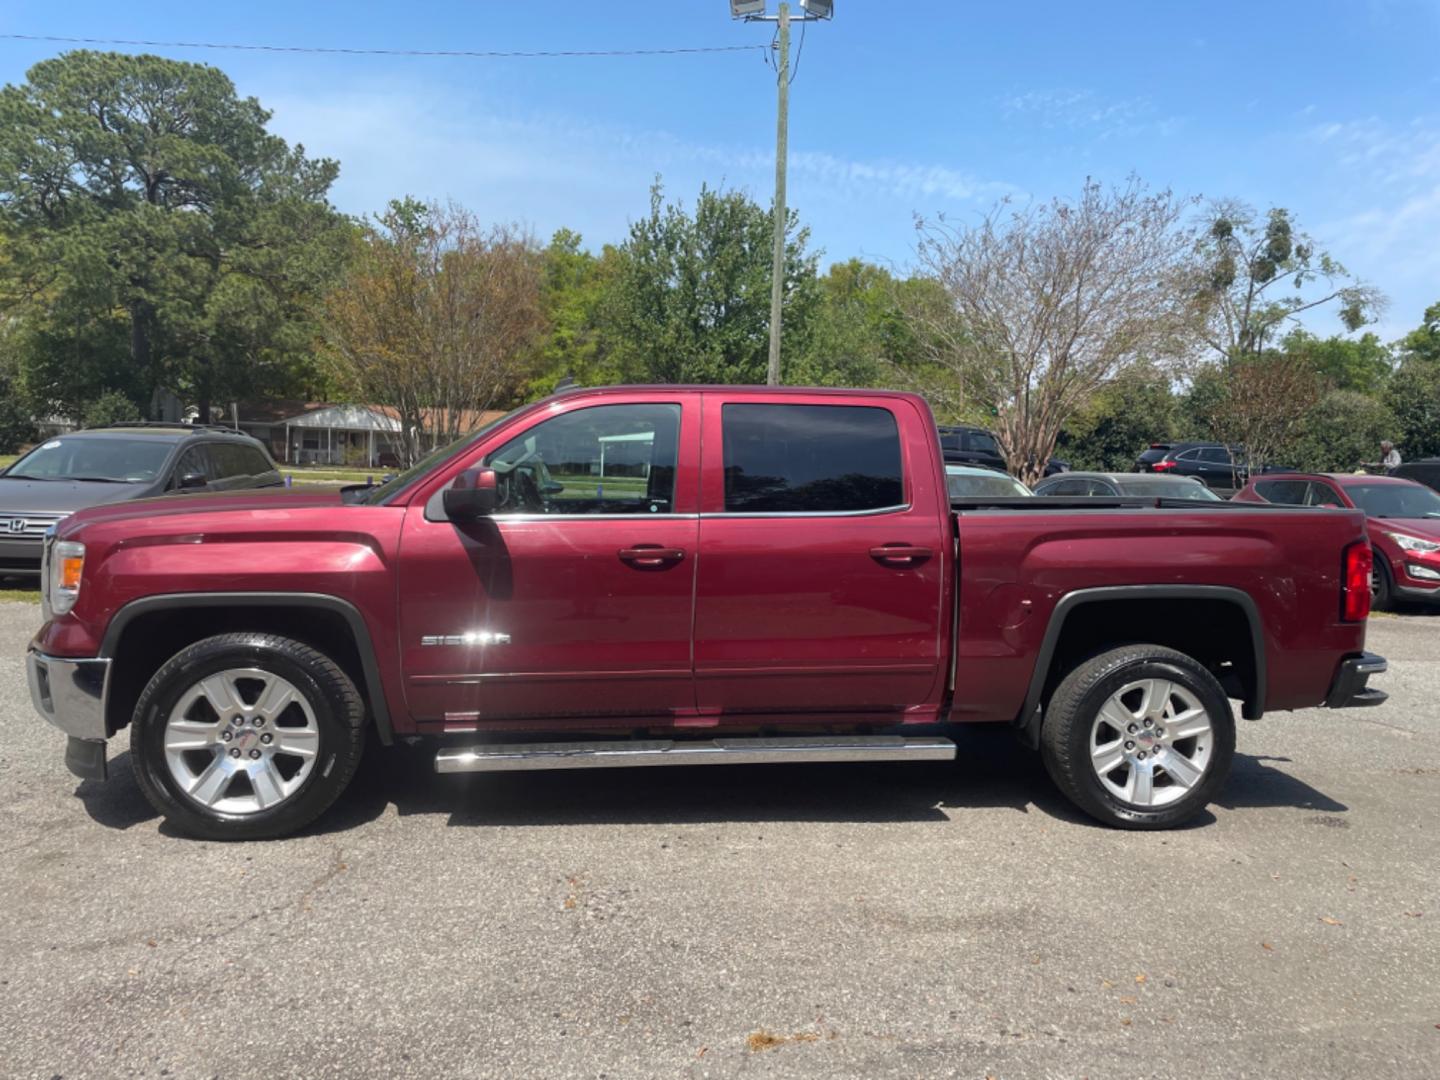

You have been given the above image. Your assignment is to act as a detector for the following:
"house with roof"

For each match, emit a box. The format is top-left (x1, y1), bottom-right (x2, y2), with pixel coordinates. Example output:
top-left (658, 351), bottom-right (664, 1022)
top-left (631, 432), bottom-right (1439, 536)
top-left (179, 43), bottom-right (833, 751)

top-left (234, 401), bottom-right (508, 467)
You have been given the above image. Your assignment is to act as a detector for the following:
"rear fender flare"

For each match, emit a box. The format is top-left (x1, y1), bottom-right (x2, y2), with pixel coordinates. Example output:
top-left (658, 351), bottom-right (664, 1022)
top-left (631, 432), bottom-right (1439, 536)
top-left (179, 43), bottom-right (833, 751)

top-left (1016, 585), bottom-right (1267, 747)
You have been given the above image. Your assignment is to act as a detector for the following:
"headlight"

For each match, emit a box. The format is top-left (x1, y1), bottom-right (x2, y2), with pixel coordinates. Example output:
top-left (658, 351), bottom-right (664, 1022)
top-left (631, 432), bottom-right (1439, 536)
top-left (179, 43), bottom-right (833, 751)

top-left (49, 540), bottom-right (85, 616)
top-left (1386, 531), bottom-right (1440, 555)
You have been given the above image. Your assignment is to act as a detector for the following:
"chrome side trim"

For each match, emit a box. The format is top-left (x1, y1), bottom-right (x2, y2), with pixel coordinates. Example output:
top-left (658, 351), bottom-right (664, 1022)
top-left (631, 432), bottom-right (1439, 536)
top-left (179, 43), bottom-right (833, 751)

top-left (435, 734), bottom-right (956, 773)
top-left (487, 513), bottom-right (701, 522)
top-left (27, 648), bottom-right (111, 742)
top-left (698, 504), bottom-right (910, 520)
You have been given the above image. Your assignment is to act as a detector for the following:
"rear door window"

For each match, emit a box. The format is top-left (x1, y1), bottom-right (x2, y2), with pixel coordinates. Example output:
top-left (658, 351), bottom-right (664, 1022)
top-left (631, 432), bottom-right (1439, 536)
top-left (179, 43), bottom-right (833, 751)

top-left (964, 431), bottom-right (1000, 455)
top-left (1255, 479), bottom-right (1310, 504)
top-left (1307, 482), bottom-right (1343, 507)
top-left (722, 403), bottom-right (904, 514)
top-left (210, 443), bottom-right (247, 479)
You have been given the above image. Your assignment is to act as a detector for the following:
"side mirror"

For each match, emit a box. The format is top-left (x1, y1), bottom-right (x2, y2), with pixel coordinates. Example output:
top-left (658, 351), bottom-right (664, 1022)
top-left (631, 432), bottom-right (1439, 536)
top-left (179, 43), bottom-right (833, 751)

top-left (443, 468), bottom-right (498, 521)
top-left (178, 472), bottom-right (208, 490)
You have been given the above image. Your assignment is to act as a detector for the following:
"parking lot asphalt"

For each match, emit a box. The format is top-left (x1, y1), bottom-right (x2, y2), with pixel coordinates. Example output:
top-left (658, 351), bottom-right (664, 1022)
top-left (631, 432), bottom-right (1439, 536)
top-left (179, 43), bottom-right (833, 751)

top-left (1, 602), bottom-right (1437, 1080)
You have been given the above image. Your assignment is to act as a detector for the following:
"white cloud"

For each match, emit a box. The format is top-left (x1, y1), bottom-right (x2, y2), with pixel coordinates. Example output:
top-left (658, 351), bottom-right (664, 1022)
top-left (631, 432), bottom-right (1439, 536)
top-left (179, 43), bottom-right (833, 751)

top-left (261, 77), bottom-right (1011, 252)
top-left (998, 87), bottom-right (1180, 142)
top-left (1306, 115), bottom-right (1440, 339)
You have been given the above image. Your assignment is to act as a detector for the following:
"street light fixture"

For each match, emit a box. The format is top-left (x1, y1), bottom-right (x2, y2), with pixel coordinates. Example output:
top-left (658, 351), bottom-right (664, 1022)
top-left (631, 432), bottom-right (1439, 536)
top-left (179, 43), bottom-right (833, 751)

top-left (728, 2), bottom-right (834, 385)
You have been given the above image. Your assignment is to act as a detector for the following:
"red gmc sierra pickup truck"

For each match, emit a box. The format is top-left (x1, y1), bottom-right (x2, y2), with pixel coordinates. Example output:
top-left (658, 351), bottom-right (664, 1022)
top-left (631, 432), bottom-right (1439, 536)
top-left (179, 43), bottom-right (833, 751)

top-left (26, 386), bottom-right (1388, 839)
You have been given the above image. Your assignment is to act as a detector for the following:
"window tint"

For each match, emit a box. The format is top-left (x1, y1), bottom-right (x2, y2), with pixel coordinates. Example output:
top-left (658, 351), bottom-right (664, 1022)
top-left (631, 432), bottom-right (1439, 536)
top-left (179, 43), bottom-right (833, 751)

top-left (209, 443), bottom-right (250, 479)
top-left (1307, 483), bottom-right (1343, 507)
top-left (1174, 449), bottom-right (1201, 462)
top-left (1041, 477), bottom-right (1090, 496)
top-left (965, 431), bottom-right (1000, 455)
top-left (1255, 479), bottom-right (1310, 505)
top-left (1199, 447), bottom-right (1234, 464)
top-left (938, 432), bottom-right (963, 452)
top-left (722, 403), bottom-right (903, 513)
top-left (174, 446), bottom-right (216, 484)
top-left (484, 403), bottom-right (680, 515)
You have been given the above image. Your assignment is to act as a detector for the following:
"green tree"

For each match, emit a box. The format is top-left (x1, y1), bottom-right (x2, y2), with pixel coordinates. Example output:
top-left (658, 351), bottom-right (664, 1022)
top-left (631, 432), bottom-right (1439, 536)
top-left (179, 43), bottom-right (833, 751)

top-left (605, 181), bottom-right (819, 384)
top-left (527, 229), bottom-right (625, 395)
top-left (1056, 373), bottom-right (1178, 472)
top-left (1385, 301), bottom-right (1440, 460)
top-left (0, 50), bottom-right (351, 420)
top-left (1187, 203), bottom-right (1384, 362)
top-left (1281, 329), bottom-right (1393, 394)
top-left (1285, 390), bottom-right (1397, 473)
top-left (79, 388), bottom-right (142, 429)
top-left (0, 320), bottom-right (37, 452)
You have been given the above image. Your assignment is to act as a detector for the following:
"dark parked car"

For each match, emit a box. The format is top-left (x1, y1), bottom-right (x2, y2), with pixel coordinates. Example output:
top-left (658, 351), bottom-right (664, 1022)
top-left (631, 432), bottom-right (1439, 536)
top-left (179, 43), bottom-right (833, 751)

top-left (0, 425), bottom-right (282, 577)
top-left (1137, 442), bottom-right (1292, 490)
top-left (938, 424), bottom-right (1068, 477)
top-left (1393, 458), bottom-right (1440, 494)
top-left (1034, 471), bottom-right (1221, 501)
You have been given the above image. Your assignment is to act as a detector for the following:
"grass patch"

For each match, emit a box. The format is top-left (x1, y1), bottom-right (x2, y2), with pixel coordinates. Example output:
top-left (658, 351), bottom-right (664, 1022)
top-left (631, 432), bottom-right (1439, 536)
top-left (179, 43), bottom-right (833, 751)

top-left (0, 578), bottom-right (42, 604)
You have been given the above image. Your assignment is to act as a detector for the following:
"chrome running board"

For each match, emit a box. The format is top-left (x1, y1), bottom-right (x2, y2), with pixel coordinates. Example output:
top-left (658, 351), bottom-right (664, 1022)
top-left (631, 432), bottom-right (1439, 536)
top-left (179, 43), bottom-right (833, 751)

top-left (434, 735), bottom-right (956, 774)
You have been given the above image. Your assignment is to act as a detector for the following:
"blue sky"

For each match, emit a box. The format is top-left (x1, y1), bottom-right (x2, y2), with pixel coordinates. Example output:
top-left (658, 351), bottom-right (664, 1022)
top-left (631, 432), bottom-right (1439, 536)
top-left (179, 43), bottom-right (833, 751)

top-left (2, 1), bottom-right (1438, 340)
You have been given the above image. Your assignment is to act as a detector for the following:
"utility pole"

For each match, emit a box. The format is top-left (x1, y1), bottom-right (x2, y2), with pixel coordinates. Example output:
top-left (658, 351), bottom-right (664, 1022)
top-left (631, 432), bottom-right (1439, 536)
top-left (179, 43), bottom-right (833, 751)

top-left (731, 1), bottom-right (831, 386)
top-left (766, 3), bottom-right (790, 386)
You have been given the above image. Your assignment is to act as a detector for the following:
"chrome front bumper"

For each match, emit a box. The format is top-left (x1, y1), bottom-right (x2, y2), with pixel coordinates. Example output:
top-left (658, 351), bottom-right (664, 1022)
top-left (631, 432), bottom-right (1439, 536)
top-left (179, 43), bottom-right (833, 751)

top-left (27, 647), bottom-right (112, 779)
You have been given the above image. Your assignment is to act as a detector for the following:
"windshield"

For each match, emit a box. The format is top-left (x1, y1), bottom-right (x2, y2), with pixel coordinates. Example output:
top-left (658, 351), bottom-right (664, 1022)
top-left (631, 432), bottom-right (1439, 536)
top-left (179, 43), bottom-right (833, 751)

top-left (356, 408), bottom-right (520, 505)
top-left (946, 469), bottom-right (1031, 498)
top-left (1345, 482), bottom-right (1440, 519)
top-left (3, 436), bottom-right (172, 483)
top-left (1116, 479), bottom-right (1221, 501)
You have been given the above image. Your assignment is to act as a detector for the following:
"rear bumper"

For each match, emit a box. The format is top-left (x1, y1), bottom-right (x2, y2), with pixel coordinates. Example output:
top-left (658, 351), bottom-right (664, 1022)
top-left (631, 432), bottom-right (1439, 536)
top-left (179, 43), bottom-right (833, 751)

top-left (26, 647), bottom-right (111, 779)
top-left (1324, 652), bottom-right (1388, 709)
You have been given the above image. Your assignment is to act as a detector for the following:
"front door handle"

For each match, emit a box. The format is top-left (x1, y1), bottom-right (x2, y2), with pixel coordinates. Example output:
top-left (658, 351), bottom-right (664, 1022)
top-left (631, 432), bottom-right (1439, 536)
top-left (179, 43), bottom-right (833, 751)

top-left (869, 544), bottom-right (933, 568)
top-left (618, 545), bottom-right (686, 569)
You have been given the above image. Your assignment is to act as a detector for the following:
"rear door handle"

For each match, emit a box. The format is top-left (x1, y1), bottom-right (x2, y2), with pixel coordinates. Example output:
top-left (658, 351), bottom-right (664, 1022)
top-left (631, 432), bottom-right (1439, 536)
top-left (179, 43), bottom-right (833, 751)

top-left (618, 545), bottom-right (686, 569)
top-left (869, 544), bottom-right (933, 567)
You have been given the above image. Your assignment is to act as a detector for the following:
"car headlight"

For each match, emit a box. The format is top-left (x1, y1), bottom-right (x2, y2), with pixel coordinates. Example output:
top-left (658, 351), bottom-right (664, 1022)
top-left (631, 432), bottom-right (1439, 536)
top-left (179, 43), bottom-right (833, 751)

top-left (49, 540), bottom-right (85, 616)
top-left (1386, 532), bottom-right (1440, 555)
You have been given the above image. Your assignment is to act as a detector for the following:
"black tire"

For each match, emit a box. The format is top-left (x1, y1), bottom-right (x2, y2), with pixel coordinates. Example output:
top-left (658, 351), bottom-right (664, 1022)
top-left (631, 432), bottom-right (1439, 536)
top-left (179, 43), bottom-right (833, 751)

top-left (1040, 644), bottom-right (1236, 830)
top-left (1372, 555), bottom-right (1395, 613)
top-left (130, 633), bottom-right (366, 840)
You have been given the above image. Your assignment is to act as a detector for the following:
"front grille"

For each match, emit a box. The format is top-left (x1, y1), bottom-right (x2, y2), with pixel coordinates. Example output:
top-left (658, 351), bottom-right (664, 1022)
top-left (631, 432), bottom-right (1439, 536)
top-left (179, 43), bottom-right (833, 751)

top-left (0, 512), bottom-right (67, 540)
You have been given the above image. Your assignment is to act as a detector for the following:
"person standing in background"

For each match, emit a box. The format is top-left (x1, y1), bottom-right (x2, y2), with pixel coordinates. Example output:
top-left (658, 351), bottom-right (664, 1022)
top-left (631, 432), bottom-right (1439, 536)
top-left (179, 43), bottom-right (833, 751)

top-left (1381, 441), bottom-right (1402, 472)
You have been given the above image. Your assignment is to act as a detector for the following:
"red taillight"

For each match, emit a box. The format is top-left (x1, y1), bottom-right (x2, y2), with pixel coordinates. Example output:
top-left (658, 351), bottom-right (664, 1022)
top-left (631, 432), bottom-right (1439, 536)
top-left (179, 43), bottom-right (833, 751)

top-left (1152, 460), bottom-right (1177, 472)
top-left (1342, 542), bottom-right (1373, 622)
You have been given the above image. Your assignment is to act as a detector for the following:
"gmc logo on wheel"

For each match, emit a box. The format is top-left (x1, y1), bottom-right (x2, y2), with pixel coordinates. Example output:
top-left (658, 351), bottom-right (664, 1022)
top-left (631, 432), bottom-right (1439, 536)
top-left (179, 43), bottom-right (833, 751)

top-left (7, 519), bottom-right (26, 533)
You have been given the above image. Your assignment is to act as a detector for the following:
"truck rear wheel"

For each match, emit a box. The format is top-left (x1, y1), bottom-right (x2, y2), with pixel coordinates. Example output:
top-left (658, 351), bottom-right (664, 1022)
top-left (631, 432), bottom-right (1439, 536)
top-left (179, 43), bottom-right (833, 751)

top-left (1040, 645), bottom-right (1235, 829)
top-left (129, 634), bottom-right (366, 840)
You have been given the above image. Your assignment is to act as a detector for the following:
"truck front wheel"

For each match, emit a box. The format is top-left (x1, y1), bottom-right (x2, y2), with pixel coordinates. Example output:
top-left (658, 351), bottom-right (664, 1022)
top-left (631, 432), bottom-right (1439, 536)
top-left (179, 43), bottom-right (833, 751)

top-left (130, 634), bottom-right (366, 840)
top-left (1040, 645), bottom-right (1236, 829)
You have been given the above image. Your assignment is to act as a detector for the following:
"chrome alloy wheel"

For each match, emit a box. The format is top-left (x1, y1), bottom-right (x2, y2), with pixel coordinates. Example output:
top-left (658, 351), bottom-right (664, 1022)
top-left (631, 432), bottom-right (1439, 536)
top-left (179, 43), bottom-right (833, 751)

top-left (1088, 678), bottom-right (1214, 808)
top-left (162, 668), bottom-right (321, 815)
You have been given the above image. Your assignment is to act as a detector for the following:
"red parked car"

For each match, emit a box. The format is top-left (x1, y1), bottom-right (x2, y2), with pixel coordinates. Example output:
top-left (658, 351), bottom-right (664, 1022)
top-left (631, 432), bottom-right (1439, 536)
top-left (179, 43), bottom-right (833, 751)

top-left (27, 386), bottom-right (1386, 839)
top-left (1233, 473), bottom-right (1440, 610)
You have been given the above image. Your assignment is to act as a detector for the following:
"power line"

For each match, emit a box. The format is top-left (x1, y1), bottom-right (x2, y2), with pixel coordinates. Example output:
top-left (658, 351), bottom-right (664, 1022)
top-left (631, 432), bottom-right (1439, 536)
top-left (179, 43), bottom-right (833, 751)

top-left (0, 32), bottom-right (766, 61)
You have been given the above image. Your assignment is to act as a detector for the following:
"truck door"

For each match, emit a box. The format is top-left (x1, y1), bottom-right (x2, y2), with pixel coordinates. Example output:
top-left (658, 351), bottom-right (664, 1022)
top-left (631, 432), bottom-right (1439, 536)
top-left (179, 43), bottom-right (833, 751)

top-left (692, 395), bottom-right (946, 719)
top-left (396, 396), bottom-right (700, 727)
